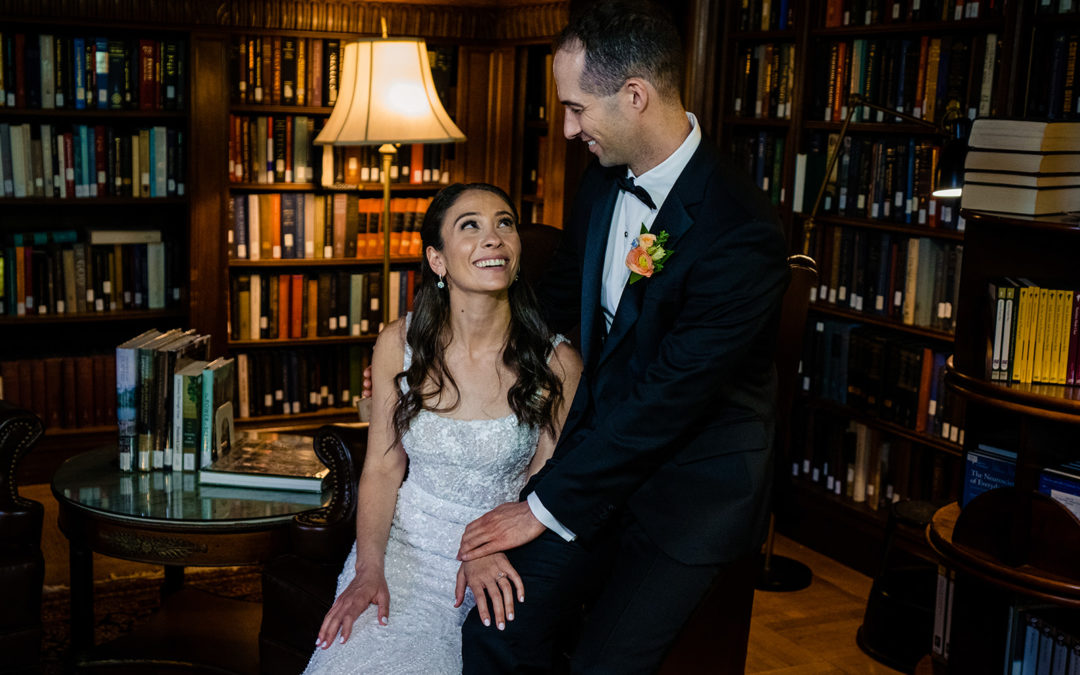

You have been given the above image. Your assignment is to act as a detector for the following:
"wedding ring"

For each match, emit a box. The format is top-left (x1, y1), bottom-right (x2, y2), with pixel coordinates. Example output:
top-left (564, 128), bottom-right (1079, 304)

top-left (496, 572), bottom-right (506, 579)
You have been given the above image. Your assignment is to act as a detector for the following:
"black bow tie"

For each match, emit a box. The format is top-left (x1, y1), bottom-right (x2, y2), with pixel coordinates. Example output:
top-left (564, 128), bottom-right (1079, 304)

top-left (615, 174), bottom-right (656, 210)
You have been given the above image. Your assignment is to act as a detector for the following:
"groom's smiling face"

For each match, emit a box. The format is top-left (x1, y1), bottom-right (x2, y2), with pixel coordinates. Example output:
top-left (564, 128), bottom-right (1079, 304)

top-left (554, 45), bottom-right (633, 169)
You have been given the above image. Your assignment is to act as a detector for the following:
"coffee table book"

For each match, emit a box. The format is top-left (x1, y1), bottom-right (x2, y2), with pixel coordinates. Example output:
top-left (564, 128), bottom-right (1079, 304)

top-left (197, 430), bottom-right (328, 492)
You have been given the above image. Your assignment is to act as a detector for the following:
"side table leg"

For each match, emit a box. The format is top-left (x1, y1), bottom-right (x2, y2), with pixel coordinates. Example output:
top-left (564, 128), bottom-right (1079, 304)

top-left (69, 541), bottom-right (95, 655)
top-left (163, 564), bottom-right (185, 597)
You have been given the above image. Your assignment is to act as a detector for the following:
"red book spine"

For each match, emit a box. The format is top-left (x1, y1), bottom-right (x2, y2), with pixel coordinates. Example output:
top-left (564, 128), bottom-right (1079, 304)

top-left (95, 124), bottom-right (107, 197)
top-left (139, 40), bottom-right (156, 111)
top-left (278, 274), bottom-right (290, 339)
top-left (290, 274), bottom-right (304, 338)
top-left (1068, 291), bottom-right (1080, 386)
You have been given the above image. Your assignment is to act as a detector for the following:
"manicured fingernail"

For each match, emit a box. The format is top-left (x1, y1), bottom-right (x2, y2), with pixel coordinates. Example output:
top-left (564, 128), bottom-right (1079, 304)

top-left (508, 613), bottom-right (514, 621)
top-left (519, 595), bottom-right (524, 602)
top-left (498, 622), bottom-right (505, 630)
top-left (339, 636), bottom-right (345, 644)
top-left (483, 618), bottom-right (490, 627)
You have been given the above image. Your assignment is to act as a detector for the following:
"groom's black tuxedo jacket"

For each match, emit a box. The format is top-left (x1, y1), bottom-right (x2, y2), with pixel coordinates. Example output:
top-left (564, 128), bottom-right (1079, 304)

top-left (532, 139), bottom-right (789, 566)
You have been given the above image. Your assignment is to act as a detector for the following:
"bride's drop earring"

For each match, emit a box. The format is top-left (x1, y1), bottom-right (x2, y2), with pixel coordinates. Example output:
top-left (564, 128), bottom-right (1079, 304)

top-left (437, 275), bottom-right (445, 289)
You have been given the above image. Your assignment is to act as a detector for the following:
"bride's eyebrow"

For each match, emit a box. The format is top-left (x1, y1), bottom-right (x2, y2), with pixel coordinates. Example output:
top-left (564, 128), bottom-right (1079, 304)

top-left (453, 211), bottom-right (480, 225)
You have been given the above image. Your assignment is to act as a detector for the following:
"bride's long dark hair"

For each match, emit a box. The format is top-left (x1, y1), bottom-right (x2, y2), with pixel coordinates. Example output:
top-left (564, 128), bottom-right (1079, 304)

top-left (391, 183), bottom-right (563, 447)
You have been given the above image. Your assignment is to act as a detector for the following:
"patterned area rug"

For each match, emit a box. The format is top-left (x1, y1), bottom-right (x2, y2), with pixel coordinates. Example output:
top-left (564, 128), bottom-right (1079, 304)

top-left (40, 567), bottom-right (262, 675)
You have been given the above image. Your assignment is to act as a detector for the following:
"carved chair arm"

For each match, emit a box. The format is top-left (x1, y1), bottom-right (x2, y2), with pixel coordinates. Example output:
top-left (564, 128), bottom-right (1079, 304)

top-left (0, 400), bottom-right (45, 551)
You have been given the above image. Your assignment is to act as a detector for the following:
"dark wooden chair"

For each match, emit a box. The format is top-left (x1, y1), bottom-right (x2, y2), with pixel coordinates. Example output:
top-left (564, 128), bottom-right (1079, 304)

top-left (0, 400), bottom-right (46, 675)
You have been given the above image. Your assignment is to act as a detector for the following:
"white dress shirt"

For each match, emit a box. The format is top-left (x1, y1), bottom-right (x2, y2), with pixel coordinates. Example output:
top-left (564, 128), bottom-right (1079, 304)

top-left (528, 113), bottom-right (703, 541)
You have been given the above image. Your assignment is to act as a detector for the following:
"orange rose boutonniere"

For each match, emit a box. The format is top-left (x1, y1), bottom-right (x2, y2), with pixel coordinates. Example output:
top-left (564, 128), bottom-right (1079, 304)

top-left (626, 225), bottom-right (673, 285)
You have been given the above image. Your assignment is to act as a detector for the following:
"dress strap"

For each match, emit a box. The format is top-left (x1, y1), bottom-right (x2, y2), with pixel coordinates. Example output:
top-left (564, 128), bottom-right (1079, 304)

top-left (400, 313), bottom-right (413, 394)
top-left (548, 334), bottom-right (568, 364)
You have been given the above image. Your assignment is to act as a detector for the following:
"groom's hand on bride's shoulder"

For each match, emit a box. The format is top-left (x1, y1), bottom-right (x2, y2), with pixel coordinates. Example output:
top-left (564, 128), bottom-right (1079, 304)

top-left (458, 501), bottom-right (545, 561)
top-left (362, 365), bottom-right (373, 398)
top-left (455, 553), bottom-right (523, 631)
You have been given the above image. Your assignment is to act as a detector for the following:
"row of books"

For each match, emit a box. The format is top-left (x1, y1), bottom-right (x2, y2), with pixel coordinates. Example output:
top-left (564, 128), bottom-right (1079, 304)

top-left (730, 131), bottom-right (785, 207)
top-left (0, 122), bottom-right (185, 199)
top-left (1035, 0), bottom-right (1080, 14)
top-left (737, 0), bottom-right (796, 31)
top-left (233, 345), bottom-right (367, 419)
top-left (807, 226), bottom-right (964, 333)
top-left (230, 34), bottom-right (338, 108)
top-left (811, 34), bottom-right (999, 125)
top-left (961, 444), bottom-right (1080, 522)
top-left (795, 133), bottom-right (964, 230)
top-left (802, 319), bottom-right (966, 440)
top-left (795, 415), bottom-right (962, 508)
top-left (986, 279), bottom-right (1080, 386)
top-left (821, 0), bottom-right (1004, 27)
top-left (1, 230), bottom-right (179, 316)
top-left (0, 353), bottom-right (115, 430)
top-left (1030, 30), bottom-right (1080, 121)
top-left (116, 328), bottom-right (234, 472)
top-left (1003, 605), bottom-right (1080, 675)
top-left (0, 32), bottom-right (184, 111)
top-left (228, 114), bottom-right (320, 185)
top-left (229, 269), bottom-right (416, 341)
top-left (960, 119), bottom-right (1080, 216)
top-left (322, 143), bottom-right (453, 189)
top-left (731, 43), bottom-right (796, 121)
top-left (228, 193), bottom-right (431, 261)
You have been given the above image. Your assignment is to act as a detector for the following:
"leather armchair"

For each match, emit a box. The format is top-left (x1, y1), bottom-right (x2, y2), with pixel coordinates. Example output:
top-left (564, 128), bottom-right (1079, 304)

top-left (259, 424), bottom-right (366, 675)
top-left (0, 400), bottom-right (46, 674)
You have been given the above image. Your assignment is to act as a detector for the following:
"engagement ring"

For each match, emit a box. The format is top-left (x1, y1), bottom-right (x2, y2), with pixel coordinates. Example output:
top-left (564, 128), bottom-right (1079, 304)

top-left (496, 572), bottom-right (506, 579)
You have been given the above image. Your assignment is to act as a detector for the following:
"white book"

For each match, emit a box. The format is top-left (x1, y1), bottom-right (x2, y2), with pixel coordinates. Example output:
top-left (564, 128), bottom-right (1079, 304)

top-left (147, 242), bottom-right (166, 309)
top-left (40, 35), bottom-right (55, 110)
top-left (792, 153), bottom-right (807, 213)
top-left (247, 194), bottom-right (261, 260)
top-left (40, 124), bottom-right (54, 197)
top-left (10, 123), bottom-right (27, 198)
top-left (304, 192), bottom-right (316, 257)
top-left (979, 34), bottom-right (997, 118)
top-left (89, 230), bottom-right (163, 245)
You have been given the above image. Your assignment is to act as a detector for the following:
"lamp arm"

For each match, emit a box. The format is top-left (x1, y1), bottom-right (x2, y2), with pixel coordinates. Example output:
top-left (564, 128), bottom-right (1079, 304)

top-left (848, 93), bottom-right (941, 130)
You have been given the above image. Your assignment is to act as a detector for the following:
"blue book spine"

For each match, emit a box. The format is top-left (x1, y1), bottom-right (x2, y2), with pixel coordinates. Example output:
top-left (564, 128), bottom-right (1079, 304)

top-left (281, 192), bottom-right (296, 259)
top-left (1037, 469), bottom-right (1080, 521)
top-left (233, 195), bottom-right (248, 259)
top-left (73, 38), bottom-right (86, 109)
top-left (200, 366), bottom-right (215, 468)
top-left (905, 138), bottom-right (916, 224)
top-left (294, 193), bottom-right (305, 259)
top-left (962, 445), bottom-right (1017, 507)
top-left (86, 125), bottom-right (96, 197)
top-left (73, 125), bottom-right (85, 196)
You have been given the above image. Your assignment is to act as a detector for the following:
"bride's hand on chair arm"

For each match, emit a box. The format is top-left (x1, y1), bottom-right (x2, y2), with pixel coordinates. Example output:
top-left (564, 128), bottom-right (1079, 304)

top-left (317, 322), bottom-right (408, 648)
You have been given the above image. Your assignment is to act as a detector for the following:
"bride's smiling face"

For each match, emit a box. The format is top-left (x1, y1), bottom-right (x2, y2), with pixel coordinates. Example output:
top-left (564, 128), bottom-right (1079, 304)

top-left (427, 189), bottom-right (521, 295)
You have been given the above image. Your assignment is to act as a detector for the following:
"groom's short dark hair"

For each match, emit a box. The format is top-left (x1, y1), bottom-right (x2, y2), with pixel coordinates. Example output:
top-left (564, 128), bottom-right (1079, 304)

top-left (554, 0), bottom-right (684, 101)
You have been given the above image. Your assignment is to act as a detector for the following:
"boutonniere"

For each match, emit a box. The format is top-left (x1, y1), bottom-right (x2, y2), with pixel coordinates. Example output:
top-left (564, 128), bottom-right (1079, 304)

top-left (626, 225), bottom-right (673, 284)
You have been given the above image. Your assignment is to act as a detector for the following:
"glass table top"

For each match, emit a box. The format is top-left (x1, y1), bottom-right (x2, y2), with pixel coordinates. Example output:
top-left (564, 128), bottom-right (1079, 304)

top-left (52, 447), bottom-right (328, 525)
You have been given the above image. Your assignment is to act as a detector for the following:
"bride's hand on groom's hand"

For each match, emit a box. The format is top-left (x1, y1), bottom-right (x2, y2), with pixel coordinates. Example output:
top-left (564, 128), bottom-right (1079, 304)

top-left (314, 566), bottom-right (390, 649)
top-left (454, 553), bottom-right (523, 631)
top-left (457, 501), bottom-right (546, 561)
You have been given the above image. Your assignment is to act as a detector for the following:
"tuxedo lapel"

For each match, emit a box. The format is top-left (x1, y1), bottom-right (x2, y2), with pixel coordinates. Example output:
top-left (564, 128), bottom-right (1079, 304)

top-left (579, 181), bottom-right (618, 369)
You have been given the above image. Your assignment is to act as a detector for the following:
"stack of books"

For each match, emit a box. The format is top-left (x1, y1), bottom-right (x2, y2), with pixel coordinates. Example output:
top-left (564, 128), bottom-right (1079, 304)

top-left (198, 429), bottom-right (328, 494)
top-left (961, 120), bottom-right (1080, 216)
top-left (115, 328), bottom-right (235, 473)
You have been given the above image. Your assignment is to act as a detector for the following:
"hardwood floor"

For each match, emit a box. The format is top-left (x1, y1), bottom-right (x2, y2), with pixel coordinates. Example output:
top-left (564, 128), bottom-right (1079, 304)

top-left (28, 483), bottom-right (906, 673)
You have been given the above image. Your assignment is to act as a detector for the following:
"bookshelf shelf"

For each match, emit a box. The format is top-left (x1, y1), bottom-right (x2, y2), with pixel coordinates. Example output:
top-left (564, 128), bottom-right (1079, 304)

top-left (228, 182), bottom-right (446, 193)
top-left (729, 29), bottom-right (798, 41)
top-left (809, 18), bottom-right (1005, 38)
top-left (947, 360), bottom-right (1080, 422)
top-left (228, 256), bottom-right (421, 268)
top-left (228, 335), bottom-right (377, 348)
top-left (0, 197), bottom-right (188, 206)
top-left (230, 104), bottom-right (334, 115)
top-left (803, 120), bottom-right (953, 136)
top-left (803, 394), bottom-right (964, 457)
top-left (0, 108), bottom-right (187, 119)
top-left (722, 116), bottom-right (793, 128)
top-left (0, 309), bottom-right (186, 326)
top-left (804, 213), bottom-right (965, 241)
top-left (809, 303), bottom-right (955, 343)
top-left (236, 406), bottom-right (357, 428)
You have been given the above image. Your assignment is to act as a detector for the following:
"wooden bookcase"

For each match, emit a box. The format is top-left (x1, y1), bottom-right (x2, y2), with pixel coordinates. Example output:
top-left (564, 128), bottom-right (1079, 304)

top-left (0, 0), bottom-right (573, 482)
top-left (927, 210), bottom-right (1080, 672)
top-left (704, 0), bottom-right (1057, 574)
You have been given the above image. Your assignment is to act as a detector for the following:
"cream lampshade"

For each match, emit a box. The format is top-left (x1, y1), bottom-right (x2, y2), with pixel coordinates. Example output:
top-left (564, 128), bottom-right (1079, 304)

top-left (314, 27), bottom-right (465, 328)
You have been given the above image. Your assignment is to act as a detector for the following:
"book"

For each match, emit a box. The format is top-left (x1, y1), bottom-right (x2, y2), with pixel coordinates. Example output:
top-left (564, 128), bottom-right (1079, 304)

top-left (962, 443), bottom-right (1017, 507)
top-left (964, 171), bottom-right (1080, 188)
top-left (964, 151), bottom-right (1080, 174)
top-left (960, 182), bottom-right (1080, 215)
top-left (200, 357), bottom-right (235, 468)
top-left (198, 430), bottom-right (328, 492)
top-left (968, 119), bottom-right (1080, 152)
top-left (1038, 464), bottom-right (1080, 521)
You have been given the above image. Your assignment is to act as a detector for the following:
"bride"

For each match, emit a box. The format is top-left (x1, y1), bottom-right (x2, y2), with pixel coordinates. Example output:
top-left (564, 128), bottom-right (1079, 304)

top-left (303, 183), bottom-right (581, 674)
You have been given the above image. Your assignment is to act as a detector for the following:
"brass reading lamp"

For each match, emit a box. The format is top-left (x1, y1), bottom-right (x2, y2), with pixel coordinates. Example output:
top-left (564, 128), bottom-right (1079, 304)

top-left (759, 94), bottom-right (969, 593)
top-left (314, 18), bottom-right (466, 329)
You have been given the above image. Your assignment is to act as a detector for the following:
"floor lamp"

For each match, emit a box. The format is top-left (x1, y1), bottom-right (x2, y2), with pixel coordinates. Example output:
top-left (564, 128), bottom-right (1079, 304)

top-left (314, 19), bottom-right (465, 329)
top-left (758, 93), bottom-right (968, 593)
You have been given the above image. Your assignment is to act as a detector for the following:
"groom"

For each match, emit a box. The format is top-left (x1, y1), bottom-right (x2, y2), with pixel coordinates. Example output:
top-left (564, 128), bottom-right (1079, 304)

top-left (456, 0), bottom-right (790, 671)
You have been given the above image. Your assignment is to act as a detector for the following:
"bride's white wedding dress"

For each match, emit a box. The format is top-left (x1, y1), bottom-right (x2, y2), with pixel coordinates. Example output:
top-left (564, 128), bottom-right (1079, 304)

top-left (303, 322), bottom-right (563, 674)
